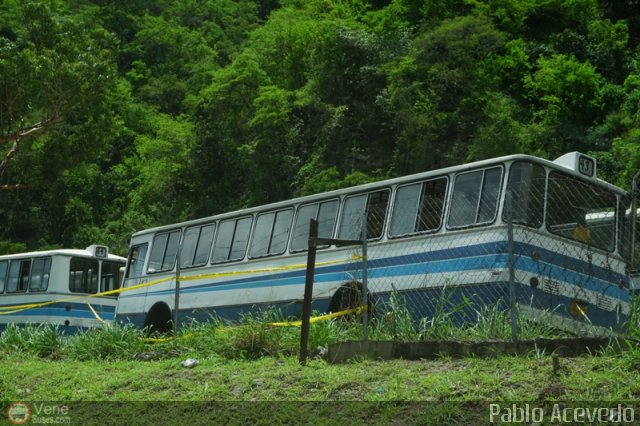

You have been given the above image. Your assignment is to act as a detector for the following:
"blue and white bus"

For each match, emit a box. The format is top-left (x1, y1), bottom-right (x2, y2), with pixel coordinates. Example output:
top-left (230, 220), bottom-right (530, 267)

top-left (0, 245), bottom-right (125, 332)
top-left (115, 152), bottom-right (639, 334)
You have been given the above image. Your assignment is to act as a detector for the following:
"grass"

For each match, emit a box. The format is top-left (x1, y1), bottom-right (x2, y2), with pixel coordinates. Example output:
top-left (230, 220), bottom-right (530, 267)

top-left (1, 349), bottom-right (639, 424)
top-left (2, 352), bottom-right (638, 401)
top-left (1, 298), bottom-right (639, 424)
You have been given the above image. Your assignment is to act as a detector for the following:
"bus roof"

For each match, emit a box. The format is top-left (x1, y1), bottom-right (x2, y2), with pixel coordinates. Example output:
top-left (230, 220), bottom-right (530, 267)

top-left (0, 247), bottom-right (126, 262)
top-left (131, 153), bottom-right (627, 237)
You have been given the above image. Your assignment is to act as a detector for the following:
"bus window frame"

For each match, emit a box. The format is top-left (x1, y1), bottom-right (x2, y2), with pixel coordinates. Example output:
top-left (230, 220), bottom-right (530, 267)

top-left (0, 260), bottom-right (7, 293)
top-left (147, 229), bottom-right (182, 274)
top-left (446, 165), bottom-right (504, 230)
top-left (28, 256), bottom-right (52, 292)
top-left (7, 259), bottom-right (31, 293)
top-left (180, 223), bottom-right (216, 269)
top-left (289, 198), bottom-right (340, 253)
top-left (248, 208), bottom-right (294, 260)
top-left (388, 176), bottom-right (448, 239)
top-left (337, 188), bottom-right (391, 242)
top-left (210, 215), bottom-right (254, 264)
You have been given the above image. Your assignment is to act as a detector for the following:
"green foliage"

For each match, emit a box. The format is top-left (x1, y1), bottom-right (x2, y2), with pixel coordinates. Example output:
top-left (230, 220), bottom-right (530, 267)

top-left (0, 240), bottom-right (27, 255)
top-left (1, 0), bottom-right (640, 252)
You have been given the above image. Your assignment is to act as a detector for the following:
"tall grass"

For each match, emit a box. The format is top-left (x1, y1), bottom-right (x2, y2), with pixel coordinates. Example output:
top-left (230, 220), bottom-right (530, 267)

top-left (65, 323), bottom-right (146, 360)
top-left (0, 291), bottom-right (596, 362)
top-left (0, 324), bottom-right (64, 358)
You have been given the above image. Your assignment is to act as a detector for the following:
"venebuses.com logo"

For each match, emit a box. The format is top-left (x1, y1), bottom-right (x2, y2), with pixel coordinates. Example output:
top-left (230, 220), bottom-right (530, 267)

top-left (6, 401), bottom-right (71, 424)
top-left (7, 402), bottom-right (30, 425)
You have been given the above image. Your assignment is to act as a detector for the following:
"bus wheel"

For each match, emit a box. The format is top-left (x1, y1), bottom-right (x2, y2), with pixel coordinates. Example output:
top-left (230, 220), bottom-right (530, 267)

top-left (143, 303), bottom-right (173, 335)
top-left (328, 281), bottom-right (374, 320)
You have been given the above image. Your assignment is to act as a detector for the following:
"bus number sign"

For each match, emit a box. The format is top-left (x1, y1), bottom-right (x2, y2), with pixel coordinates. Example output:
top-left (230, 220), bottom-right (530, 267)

top-left (578, 155), bottom-right (595, 177)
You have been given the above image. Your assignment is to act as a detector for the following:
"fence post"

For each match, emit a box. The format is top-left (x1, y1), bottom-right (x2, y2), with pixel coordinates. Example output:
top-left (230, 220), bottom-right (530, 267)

top-left (506, 189), bottom-right (518, 342)
top-left (300, 219), bottom-right (318, 365)
top-left (174, 245), bottom-right (181, 334)
top-left (361, 213), bottom-right (369, 341)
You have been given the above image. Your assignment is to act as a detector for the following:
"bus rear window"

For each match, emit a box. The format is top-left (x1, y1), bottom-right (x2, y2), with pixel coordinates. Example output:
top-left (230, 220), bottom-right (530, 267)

top-left (70, 258), bottom-right (99, 293)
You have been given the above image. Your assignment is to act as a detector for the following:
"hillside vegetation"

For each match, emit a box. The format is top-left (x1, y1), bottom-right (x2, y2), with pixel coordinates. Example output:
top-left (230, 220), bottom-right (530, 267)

top-left (2, 0), bottom-right (640, 253)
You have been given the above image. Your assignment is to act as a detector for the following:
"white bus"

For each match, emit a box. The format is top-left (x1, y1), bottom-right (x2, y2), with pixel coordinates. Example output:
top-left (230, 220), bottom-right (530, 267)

top-left (0, 245), bottom-right (125, 332)
top-left (115, 152), bottom-right (638, 334)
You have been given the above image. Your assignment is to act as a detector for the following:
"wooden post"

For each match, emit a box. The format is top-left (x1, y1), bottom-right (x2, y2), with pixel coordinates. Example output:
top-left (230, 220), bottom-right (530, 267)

top-left (299, 219), bottom-right (318, 365)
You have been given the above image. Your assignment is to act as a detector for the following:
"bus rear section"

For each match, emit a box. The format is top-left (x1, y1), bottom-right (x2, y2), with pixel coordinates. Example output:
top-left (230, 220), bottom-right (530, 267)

top-left (0, 245), bottom-right (125, 332)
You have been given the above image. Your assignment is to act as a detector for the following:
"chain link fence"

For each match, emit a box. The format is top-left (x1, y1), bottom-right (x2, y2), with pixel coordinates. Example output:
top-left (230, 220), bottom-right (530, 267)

top-left (333, 175), bottom-right (633, 342)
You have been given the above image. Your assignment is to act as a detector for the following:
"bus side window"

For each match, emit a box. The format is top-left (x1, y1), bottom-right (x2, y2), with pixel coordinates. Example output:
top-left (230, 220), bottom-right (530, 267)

top-left (147, 230), bottom-right (181, 273)
top-left (29, 257), bottom-right (51, 292)
top-left (211, 216), bottom-right (253, 263)
top-left (7, 260), bottom-right (30, 293)
top-left (290, 200), bottom-right (339, 252)
top-left (101, 261), bottom-right (123, 292)
top-left (390, 178), bottom-right (447, 237)
top-left (0, 261), bottom-right (6, 293)
top-left (125, 244), bottom-right (148, 279)
top-left (181, 224), bottom-right (215, 268)
top-left (249, 209), bottom-right (293, 258)
top-left (338, 190), bottom-right (390, 241)
top-left (448, 166), bottom-right (503, 228)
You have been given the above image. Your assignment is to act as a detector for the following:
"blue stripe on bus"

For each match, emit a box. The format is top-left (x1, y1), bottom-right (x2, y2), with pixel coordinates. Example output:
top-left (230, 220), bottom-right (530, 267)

top-left (119, 241), bottom-right (629, 302)
top-left (8, 309), bottom-right (116, 320)
top-left (118, 280), bottom-right (627, 331)
top-left (0, 301), bottom-right (116, 313)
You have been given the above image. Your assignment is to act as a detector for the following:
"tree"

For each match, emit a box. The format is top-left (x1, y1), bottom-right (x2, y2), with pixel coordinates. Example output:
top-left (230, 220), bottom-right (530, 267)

top-left (387, 15), bottom-right (507, 173)
top-left (0, 2), bottom-right (116, 189)
top-left (523, 53), bottom-right (604, 156)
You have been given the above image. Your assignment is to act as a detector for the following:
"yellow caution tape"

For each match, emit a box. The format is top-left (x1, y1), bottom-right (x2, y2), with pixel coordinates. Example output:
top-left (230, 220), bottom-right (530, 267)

top-left (0, 276), bottom-right (174, 316)
top-left (85, 298), bottom-right (105, 324)
top-left (0, 257), bottom-right (356, 322)
top-left (141, 305), bottom-right (367, 344)
top-left (267, 305), bottom-right (366, 327)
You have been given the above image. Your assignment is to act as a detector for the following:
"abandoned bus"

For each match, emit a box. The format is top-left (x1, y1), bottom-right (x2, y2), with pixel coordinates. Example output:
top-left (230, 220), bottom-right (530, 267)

top-left (0, 245), bottom-right (125, 331)
top-left (115, 152), bottom-right (638, 334)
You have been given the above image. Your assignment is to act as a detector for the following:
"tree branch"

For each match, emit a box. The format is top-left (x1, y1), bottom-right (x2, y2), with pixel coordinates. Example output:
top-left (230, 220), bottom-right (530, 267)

top-left (0, 115), bottom-right (63, 144)
top-left (0, 183), bottom-right (29, 191)
top-left (0, 114), bottom-right (63, 177)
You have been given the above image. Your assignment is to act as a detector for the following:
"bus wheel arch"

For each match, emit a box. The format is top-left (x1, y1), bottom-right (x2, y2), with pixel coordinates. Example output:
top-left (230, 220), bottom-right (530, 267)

top-left (328, 281), bottom-right (375, 319)
top-left (143, 302), bottom-right (173, 334)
